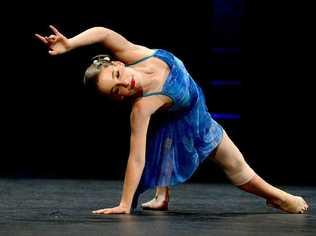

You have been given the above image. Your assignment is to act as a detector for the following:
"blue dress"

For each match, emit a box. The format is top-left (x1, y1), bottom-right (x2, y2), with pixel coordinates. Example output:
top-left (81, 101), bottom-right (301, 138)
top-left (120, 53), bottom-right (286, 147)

top-left (129, 49), bottom-right (224, 210)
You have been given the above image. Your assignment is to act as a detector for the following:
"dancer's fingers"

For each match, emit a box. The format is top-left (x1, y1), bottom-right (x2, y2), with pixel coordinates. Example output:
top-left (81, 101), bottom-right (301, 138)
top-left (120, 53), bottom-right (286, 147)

top-left (48, 50), bottom-right (58, 56)
top-left (49, 25), bottom-right (62, 36)
top-left (48, 35), bottom-right (57, 40)
top-left (35, 34), bottom-right (48, 44)
top-left (92, 208), bottom-right (109, 214)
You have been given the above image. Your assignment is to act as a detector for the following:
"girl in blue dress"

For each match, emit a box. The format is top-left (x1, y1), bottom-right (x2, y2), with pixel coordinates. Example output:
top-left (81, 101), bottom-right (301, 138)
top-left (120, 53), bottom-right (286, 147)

top-left (36, 26), bottom-right (309, 214)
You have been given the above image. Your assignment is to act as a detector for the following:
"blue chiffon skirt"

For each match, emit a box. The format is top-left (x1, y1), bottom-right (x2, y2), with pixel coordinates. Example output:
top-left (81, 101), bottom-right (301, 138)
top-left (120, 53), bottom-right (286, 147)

top-left (131, 49), bottom-right (223, 210)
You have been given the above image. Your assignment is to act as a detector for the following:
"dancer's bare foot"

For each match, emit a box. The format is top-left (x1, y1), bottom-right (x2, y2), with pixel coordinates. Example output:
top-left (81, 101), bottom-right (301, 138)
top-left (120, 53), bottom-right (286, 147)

top-left (141, 196), bottom-right (168, 210)
top-left (266, 194), bottom-right (309, 214)
top-left (141, 188), bottom-right (169, 211)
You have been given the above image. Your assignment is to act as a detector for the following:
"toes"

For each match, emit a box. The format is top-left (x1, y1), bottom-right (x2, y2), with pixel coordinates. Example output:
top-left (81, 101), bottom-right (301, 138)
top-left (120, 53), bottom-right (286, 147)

top-left (142, 202), bottom-right (156, 209)
top-left (298, 197), bottom-right (309, 213)
top-left (141, 200), bottom-right (168, 211)
top-left (302, 205), bottom-right (309, 213)
top-left (141, 200), bottom-right (156, 208)
top-left (298, 203), bottom-right (309, 213)
top-left (266, 196), bottom-right (309, 214)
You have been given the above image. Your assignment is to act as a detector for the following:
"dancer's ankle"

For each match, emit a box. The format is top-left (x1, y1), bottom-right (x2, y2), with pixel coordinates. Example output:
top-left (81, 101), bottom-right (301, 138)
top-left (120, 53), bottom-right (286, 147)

top-left (155, 188), bottom-right (169, 202)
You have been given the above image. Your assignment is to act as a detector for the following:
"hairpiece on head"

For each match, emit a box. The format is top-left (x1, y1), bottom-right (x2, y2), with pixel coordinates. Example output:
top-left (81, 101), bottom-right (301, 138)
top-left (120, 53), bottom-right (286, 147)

top-left (83, 54), bottom-right (112, 86)
top-left (91, 54), bottom-right (111, 67)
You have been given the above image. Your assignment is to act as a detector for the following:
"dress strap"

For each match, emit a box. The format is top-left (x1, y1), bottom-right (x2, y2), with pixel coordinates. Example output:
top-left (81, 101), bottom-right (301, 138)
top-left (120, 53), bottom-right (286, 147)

top-left (142, 92), bottom-right (164, 97)
top-left (126, 50), bottom-right (157, 66)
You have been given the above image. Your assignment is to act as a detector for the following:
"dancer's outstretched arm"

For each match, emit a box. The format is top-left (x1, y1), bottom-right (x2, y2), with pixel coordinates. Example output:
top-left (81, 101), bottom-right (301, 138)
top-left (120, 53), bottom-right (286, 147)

top-left (92, 99), bottom-right (165, 214)
top-left (35, 25), bottom-right (153, 63)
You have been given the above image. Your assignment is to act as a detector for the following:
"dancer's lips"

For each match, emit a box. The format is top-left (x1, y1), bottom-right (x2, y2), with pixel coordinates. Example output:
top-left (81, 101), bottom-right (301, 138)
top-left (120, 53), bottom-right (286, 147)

top-left (130, 78), bottom-right (135, 89)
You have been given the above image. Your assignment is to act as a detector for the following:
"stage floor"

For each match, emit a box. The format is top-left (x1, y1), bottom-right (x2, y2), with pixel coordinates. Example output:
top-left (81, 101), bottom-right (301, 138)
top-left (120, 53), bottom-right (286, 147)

top-left (0, 179), bottom-right (315, 236)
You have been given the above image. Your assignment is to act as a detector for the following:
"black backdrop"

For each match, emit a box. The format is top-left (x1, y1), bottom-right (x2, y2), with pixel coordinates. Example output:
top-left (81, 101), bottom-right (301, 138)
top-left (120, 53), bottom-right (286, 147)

top-left (1, 1), bottom-right (314, 185)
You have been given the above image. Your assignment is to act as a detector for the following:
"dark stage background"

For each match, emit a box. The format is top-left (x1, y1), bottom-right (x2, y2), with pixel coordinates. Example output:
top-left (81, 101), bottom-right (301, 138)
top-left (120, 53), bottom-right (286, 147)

top-left (1, 1), bottom-right (314, 185)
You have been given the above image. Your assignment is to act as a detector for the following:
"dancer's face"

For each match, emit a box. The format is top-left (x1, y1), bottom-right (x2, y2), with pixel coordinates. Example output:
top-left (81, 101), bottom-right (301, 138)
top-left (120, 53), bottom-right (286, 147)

top-left (97, 61), bottom-right (140, 101)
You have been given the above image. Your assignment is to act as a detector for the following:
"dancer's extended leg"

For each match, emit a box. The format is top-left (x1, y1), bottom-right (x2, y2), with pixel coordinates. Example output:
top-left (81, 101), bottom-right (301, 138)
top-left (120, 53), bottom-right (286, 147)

top-left (211, 130), bottom-right (309, 214)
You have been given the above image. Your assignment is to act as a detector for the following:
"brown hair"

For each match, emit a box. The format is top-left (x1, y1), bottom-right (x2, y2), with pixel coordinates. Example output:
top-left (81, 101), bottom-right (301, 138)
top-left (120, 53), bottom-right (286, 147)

top-left (83, 55), bottom-right (113, 89)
